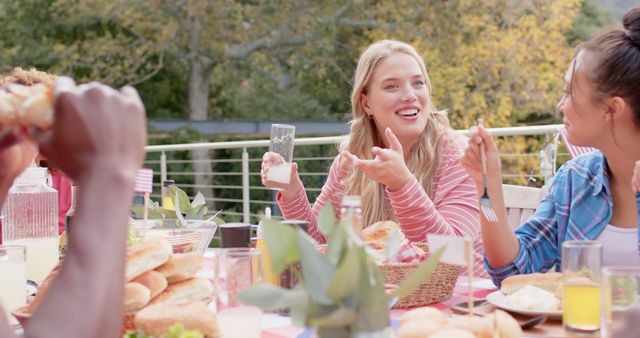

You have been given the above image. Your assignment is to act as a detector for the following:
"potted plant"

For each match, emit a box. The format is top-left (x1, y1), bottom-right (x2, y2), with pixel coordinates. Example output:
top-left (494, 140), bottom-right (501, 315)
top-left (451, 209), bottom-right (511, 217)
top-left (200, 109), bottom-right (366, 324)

top-left (129, 185), bottom-right (223, 252)
top-left (131, 185), bottom-right (223, 226)
top-left (238, 205), bottom-right (444, 338)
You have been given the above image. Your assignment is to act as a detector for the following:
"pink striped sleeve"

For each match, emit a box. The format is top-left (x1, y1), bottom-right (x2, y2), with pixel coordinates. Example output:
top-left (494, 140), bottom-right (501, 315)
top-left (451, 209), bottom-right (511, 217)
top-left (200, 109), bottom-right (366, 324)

top-left (386, 136), bottom-right (486, 277)
top-left (276, 157), bottom-right (347, 243)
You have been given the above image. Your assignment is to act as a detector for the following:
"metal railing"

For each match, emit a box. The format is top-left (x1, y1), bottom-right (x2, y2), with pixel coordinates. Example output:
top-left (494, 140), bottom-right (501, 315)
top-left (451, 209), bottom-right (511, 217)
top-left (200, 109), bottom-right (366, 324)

top-left (144, 124), bottom-right (567, 224)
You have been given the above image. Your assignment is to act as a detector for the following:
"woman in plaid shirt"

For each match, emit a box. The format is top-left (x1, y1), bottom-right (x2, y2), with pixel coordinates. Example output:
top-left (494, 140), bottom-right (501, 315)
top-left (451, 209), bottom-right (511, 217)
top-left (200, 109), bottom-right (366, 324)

top-left (461, 7), bottom-right (640, 285)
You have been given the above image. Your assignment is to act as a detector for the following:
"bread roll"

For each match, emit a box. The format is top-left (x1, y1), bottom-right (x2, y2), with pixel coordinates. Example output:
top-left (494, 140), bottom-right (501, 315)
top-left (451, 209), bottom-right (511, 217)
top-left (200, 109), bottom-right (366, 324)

top-left (124, 282), bottom-right (151, 313)
top-left (501, 272), bottom-right (562, 295)
top-left (490, 310), bottom-right (523, 338)
top-left (154, 252), bottom-right (204, 283)
top-left (134, 301), bottom-right (219, 338)
top-left (131, 270), bottom-right (168, 299)
top-left (362, 220), bottom-right (401, 242)
top-left (430, 328), bottom-right (476, 338)
top-left (150, 277), bottom-right (213, 306)
top-left (400, 307), bottom-right (447, 326)
top-left (397, 319), bottom-right (444, 338)
top-left (447, 315), bottom-right (495, 338)
top-left (125, 238), bottom-right (173, 281)
top-left (0, 83), bottom-right (54, 129)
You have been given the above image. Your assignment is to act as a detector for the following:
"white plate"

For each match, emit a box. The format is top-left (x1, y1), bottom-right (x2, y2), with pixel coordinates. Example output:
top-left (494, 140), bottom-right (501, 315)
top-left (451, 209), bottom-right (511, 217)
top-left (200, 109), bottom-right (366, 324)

top-left (485, 290), bottom-right (563, 319)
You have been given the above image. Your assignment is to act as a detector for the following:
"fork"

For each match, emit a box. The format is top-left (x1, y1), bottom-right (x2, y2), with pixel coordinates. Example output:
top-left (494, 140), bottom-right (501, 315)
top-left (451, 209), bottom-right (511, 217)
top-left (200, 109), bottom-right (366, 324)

top-left (478, 120), bottom-right (499, 223)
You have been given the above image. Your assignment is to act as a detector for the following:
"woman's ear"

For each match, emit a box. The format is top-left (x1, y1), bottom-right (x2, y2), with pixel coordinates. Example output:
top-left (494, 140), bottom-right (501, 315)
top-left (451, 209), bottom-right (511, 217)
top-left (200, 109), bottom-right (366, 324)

top-left (604, 96), bottom-right (628, 122)
top-left (360, 93), bottom-right (370, 115)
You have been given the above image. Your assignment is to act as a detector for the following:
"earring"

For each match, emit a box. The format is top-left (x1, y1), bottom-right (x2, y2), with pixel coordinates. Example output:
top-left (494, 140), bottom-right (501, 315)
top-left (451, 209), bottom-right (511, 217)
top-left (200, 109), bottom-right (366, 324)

top-left (367, 114), bottom-right (373, 120)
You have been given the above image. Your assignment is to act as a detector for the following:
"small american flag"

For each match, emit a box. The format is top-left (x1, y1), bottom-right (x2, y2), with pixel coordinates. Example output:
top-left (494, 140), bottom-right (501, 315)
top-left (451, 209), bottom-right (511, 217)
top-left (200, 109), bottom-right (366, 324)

top-left (134, 168), bottom-right (154, 193)
top-left (560, 127), bottom-right (596, 158)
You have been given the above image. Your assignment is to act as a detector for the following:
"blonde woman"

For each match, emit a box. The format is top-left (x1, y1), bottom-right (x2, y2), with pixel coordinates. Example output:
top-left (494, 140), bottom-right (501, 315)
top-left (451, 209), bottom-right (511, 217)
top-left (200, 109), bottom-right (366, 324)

top-left (262, 40), bottom-right (484, 276)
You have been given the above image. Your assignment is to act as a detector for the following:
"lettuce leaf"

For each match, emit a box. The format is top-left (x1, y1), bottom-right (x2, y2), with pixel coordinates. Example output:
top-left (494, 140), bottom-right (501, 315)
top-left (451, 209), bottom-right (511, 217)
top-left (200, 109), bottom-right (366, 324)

top-left (123, 324), bottom-right (203, 338)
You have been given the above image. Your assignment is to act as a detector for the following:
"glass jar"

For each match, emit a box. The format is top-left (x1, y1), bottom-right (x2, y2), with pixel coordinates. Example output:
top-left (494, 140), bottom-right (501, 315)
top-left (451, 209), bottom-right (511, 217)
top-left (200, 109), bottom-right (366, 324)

top-left (2, 167), bottom-right (59, 282)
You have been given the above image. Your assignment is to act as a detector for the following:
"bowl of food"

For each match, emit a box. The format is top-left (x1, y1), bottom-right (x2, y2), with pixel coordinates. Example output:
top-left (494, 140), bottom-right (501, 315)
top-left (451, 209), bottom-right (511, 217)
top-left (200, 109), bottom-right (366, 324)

top-left (128, 219), bottom-right (218, 254)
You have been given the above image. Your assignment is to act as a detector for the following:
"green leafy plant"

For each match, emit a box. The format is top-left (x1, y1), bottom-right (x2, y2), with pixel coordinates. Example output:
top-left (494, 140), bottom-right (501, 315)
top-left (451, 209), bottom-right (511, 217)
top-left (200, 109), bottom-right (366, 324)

top-left (131, 185), bottom-right (222, 226)
top-left (238, 205), bottom-right (444, 338)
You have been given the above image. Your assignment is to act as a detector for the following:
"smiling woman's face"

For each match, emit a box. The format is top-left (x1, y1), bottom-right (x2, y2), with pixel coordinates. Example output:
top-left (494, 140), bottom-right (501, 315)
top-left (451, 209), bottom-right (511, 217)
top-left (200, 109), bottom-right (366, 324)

top-left (360, 52), bottom-right (429, 149)
top-left (557, 51), bottom-right (608, 148)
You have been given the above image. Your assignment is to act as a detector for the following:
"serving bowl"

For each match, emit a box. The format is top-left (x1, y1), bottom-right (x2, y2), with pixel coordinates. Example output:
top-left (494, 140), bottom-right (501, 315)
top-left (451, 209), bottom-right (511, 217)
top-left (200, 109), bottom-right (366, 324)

top-left (128, 219), bottom-right (218, 254)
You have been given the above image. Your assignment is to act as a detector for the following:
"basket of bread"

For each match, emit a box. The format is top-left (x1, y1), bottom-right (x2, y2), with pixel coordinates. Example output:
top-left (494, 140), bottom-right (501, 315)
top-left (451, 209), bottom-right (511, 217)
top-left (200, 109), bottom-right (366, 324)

top-left (362, 221), bottom-right (461, 308)
top-left (12, 238), bottom-right (219, 338)
top-left (397, 306), bottom-right (522, 338)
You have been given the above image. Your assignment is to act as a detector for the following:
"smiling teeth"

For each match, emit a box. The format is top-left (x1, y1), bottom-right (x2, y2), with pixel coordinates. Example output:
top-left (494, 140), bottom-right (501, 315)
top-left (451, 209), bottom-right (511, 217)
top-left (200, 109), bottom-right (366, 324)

top-left (398, 109), bottom-right (418, 116)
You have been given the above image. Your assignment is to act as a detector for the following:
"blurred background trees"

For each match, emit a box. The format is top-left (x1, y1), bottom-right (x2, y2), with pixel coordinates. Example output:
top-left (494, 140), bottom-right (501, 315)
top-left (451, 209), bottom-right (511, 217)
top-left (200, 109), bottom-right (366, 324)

top-left (1, 0), bottom-right (619, 127)
top-left (0, 0), bottom-right (623, 217)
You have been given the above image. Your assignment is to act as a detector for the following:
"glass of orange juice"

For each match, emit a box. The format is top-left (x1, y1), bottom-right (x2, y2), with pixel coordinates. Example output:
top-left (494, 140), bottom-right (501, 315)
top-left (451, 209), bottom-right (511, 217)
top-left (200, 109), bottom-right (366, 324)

top-left (562, 240), bottom-right (602, 336)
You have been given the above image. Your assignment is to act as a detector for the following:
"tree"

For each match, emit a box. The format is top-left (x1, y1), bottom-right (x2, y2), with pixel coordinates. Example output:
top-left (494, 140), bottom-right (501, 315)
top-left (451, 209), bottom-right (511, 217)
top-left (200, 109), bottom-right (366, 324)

top-left (368, 0), bottom-right (583, 184)
top-left (0, 0), bottom-right (386, 206)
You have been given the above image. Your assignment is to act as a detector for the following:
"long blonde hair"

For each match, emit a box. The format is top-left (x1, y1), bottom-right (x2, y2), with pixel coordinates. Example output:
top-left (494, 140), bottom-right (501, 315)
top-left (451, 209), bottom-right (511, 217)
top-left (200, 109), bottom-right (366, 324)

top-left (342, 40), bottom-right (452, 227)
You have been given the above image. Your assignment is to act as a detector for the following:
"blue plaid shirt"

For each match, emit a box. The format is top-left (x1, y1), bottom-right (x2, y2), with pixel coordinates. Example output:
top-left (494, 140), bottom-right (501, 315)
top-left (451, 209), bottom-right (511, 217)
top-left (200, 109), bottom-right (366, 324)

top-left (485, 150), bottom-right (640, 286)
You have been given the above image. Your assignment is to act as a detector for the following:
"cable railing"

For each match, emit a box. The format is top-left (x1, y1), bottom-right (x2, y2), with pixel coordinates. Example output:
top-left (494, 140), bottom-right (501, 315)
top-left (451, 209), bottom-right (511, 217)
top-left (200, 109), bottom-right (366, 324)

top-left (143, 124), bottom-right (568, 224)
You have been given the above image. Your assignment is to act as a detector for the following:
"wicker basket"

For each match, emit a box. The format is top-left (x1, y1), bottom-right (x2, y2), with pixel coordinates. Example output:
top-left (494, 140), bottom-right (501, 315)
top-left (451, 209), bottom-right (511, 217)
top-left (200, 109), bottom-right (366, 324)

top-left (381, 243), bottom-right (460, 308)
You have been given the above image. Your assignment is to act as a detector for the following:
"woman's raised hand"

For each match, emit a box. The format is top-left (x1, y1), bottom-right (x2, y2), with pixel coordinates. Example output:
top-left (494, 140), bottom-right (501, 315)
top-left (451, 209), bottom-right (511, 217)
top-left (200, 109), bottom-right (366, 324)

top-left (460, 124), bottom-right (502, 195)
top-left (347, 127), bottom-right (412, 191)
top-left (260, 151), bottom-right (303, 200)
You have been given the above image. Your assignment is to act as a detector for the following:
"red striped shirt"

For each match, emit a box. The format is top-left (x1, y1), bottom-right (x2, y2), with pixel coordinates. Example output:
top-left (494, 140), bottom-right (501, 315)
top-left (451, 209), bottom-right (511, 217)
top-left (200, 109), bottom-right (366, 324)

top-left (277, 135), bottom-right (487, 277)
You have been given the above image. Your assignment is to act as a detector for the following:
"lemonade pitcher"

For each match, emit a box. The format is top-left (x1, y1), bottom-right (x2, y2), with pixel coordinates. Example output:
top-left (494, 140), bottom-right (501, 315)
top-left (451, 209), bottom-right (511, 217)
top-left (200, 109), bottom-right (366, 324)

top-left (1, 167), bottom-right (59, 283)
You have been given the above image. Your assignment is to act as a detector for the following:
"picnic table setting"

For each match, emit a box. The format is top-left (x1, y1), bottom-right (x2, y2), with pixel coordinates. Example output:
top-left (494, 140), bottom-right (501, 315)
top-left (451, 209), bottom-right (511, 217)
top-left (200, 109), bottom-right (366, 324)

top-left (3, 175), bottom-right (638, 338)
top-left (0, 121), bottom-right (638, 338)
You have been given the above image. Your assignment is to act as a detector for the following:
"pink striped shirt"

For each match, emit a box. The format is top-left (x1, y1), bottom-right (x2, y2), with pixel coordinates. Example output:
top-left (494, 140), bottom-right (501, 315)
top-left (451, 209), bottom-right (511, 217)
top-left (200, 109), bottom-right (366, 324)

top-left (277, 134), bottom-right (487, 277)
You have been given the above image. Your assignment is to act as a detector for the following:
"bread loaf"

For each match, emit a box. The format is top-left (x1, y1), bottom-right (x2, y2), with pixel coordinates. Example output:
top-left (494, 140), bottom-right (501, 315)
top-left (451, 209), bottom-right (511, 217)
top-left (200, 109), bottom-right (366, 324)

top-left (150, 277), bottom-right (213, 306)
top-left (154, 252), bottom-right (204, 283)
top-left (362, 220), bottom-right (401, 242)
top-left (134, 301), bottom-right (219, 338)
top-left (131, 270), bottom-right (168, 299)
top-left (124, 282), bottom-right (151, 313)
top-left (0, 83), bottom-right (54, 129)
top-left (501, 272), bottom-right (562, 295)
top-left (125, 238), bottom-right (173, 281)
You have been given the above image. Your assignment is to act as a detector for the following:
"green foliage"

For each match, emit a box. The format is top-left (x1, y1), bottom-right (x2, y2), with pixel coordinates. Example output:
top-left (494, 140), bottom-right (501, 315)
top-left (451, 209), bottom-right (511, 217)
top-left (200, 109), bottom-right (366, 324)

top-left (238, 205), bottom-right (444, 335)
top-left (123, 323), bottom-right (203, 338)
top-left (567, 0), bottom-right (616, 45)
top-left (131, 184), bottom-right (223, 225)
top-left (0, 0), bottom-right (602, 200)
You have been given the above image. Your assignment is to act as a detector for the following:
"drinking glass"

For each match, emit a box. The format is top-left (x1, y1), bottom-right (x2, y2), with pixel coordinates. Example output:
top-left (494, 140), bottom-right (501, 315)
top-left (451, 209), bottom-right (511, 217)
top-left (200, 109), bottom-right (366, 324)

top-left (562, 240), bottom-right (602, 336)
top-left (266, 124), bottom-right (295, 191)
top-left (214, 248), bottom-right (263, 309)
top-left (600, 266), bottom-right (640, 337)
top-left (213, 248), bottom-right (263, 338)
top-left (218, 223), bottom-right (252, 248)
top-left (0, 244), bottom-right (27, 327)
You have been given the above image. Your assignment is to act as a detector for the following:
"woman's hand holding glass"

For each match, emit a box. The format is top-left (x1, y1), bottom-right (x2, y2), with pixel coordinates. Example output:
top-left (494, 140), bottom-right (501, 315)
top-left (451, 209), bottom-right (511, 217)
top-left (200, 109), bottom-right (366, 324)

top-left (344, 127), bottom-right (412, 191)
top-left (260, 152), bottom-right (303, 200)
